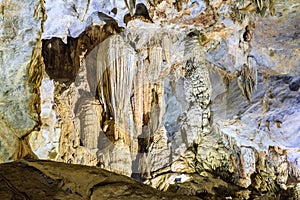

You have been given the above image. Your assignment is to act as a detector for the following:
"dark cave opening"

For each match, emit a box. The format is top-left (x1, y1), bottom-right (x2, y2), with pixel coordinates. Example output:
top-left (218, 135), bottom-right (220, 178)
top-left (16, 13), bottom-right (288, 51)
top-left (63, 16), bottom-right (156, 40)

top-left (42, 37), bottom-right (79, 82)
top-left (41, 24), bottom-right (120, 83)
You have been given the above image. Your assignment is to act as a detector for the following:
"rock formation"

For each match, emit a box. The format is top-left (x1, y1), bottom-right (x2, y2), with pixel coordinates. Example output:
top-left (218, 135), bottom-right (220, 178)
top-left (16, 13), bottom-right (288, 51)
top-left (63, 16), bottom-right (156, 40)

top-left (0, 0), bottom-right (45, 162)
top-left (0, 0), bottom-right (299, 199)
top-left (0, 160), bottom-right (199, 199)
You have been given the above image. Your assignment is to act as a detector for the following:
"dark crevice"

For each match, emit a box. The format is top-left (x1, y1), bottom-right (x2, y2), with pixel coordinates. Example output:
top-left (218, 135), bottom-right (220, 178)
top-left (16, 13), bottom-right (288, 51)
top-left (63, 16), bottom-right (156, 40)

top-left (42, 37), bottom-right (79, 82)
top-left (42, 23), bottom-right (122, 83)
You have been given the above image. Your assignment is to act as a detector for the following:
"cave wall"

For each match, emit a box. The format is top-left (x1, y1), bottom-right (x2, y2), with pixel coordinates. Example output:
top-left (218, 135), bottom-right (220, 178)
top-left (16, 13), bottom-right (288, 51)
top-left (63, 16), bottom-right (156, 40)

top-left (0, 0), bottom-right (300, 198)
top-left (0, 0), bottom-right (45, 162)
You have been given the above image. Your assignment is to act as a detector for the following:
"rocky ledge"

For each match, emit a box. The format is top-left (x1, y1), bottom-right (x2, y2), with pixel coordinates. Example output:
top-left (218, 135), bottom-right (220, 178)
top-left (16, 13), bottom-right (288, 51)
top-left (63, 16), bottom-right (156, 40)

top-left (0, 160), bottom-right (199, 200)
top-left (0, 160), bottom-right (298, 200)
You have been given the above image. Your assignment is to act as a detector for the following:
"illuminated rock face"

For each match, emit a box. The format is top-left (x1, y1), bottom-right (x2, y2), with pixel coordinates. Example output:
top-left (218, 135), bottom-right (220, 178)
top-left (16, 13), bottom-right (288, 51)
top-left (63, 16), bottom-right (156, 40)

top-left (1, 0), bottom-right (300, 198)
top-left (0, 0), bottom-right (45, 162)
top-left (40, 22), bottom-right (211, 177)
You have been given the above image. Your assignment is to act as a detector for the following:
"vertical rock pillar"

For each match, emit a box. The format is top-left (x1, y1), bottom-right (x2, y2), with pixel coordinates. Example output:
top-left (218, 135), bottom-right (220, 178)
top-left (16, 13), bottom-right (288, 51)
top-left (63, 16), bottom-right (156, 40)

top-left (182, 33), bottom-right (212, 146)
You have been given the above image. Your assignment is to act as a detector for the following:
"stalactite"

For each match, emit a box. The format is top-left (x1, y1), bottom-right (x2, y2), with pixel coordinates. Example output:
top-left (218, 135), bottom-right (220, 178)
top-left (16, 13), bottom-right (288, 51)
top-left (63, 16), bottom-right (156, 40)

top-left (96, 35), bottom-right (136, 144)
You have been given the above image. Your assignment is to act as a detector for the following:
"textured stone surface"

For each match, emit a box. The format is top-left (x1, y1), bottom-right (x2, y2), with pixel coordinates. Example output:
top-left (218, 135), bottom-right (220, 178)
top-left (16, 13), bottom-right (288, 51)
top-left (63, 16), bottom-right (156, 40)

top-left (42, 20), bottom-right (212, 178)
top-left (0, 0), bottom-right (45, 162)
top-left (29, 77), bottom-right (60, 159)
top-left (0, 0), bottom-right (299, 199)
top-left (43, 0), bottom-right (127, 42)
top-left (203, 0), bottom-right (300, 191)
top-left (0, 160), bottom-right (199, 200)
top-left (250, 1), bottom-right (300, 75)
top-left (35, 0), bottom-right (300, 195)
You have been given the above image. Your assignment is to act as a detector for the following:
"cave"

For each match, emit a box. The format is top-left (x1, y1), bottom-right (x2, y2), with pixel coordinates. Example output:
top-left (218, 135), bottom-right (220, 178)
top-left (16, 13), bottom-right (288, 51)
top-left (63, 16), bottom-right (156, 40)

top-left (0, 0), bottom-right (299, 199)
